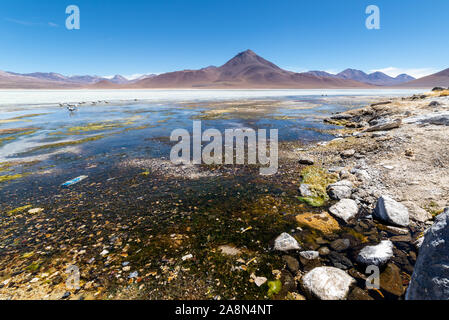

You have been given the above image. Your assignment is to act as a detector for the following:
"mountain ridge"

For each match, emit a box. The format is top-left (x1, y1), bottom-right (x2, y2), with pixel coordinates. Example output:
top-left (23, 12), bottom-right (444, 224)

top-left (0, 50), bottom-right (445, 89)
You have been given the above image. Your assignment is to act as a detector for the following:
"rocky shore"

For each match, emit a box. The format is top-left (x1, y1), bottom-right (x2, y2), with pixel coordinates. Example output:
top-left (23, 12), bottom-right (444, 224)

top-left (268, 88), bottom-right (449, 300)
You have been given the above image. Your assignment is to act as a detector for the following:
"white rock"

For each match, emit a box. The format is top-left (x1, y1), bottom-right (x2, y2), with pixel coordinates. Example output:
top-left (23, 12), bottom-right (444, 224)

top-left (301, 267), bottom-right (356, 300)
top-left (100, 249), bottom-right (109, 256)
top-left (274, 233), bottom-right (301, 252)
top-left (28, 208), bottom-right (44, 214)
top-left (329, 199), bottom-right (359, 223)
top-left (356, 240), bottom-right (394, 266)
top-left (251, 274), bottom-right (268, 287)
top-left (300, 251), bottom-right (319, 260)
top-left (182, 254), bottom-right (193, 261)
top-left (373, 196), bottom-right (410, 227)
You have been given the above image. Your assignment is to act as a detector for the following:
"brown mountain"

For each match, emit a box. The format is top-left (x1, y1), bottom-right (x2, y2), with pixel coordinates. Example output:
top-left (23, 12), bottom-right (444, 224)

top-left (132, 50), bottom-right (370, 89)
top-left (397, 68), bottom-right (449, 88)
top-left (0, 71), bottom-right (80, 89)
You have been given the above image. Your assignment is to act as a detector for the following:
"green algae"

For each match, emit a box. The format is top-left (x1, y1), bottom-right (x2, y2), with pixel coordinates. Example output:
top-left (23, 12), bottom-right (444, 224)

top-left (7, 205), bottom-right (32, 216)
top-left (26, 135), bottom-right (105, 153)
top-left (297, 166), bottom-right (337, 207)
top-left (267, 280), bottom-right (282, 297)
top-left (68, 122), bottom-right (125, 133)
top-left (0, 173), bottom-right (31, 183)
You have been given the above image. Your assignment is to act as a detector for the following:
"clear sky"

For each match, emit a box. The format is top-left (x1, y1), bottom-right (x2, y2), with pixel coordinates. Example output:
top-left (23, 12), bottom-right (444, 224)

top-left (1, 0), bottom-right (448, 79)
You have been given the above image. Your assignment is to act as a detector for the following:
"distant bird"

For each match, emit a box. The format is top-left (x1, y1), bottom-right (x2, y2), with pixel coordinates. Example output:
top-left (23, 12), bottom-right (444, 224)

top-left (67, 104), bottom-right (78, 112)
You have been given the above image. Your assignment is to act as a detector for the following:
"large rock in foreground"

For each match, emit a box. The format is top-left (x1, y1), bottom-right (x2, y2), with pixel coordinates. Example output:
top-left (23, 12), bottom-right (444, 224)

top-left (301, 267), bottom-right (355, 300)
top-left (406, 208), bottom-right (449, 300)
top-left (373, 196), bottom-right (409, 227)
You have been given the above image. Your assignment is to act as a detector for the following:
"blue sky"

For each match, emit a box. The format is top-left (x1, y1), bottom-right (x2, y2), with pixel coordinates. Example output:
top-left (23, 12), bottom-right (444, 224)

top-left (0, 0), bottom-right (448, 79)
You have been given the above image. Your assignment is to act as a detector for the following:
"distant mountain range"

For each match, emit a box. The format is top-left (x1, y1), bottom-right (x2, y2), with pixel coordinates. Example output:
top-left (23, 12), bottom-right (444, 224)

top-left (1, 49), bottom-right (447, 89)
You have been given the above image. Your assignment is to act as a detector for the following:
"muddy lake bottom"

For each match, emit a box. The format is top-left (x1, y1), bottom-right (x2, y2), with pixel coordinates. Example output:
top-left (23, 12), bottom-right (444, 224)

top-left (0, 92), bottom-right (419, 299)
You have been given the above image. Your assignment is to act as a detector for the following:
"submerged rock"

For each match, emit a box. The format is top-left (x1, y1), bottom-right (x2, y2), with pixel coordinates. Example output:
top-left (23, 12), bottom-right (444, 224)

top-left (301, 267), bottom-right (356, 300)
top-left (296, 212), bottom-right (341, 234)
top-left (330, 239), bottom-right (351, 252)
top-left (356, 240), bottom-right (394, 266)
top-left (373, 196), bottom-right (409, 227)
top-left (282, 255), bottom-right (300, 273)
top-left (274, 233), bottom-right (301, 252)
top-left (329, 199), bottom-right (359, 223)
top-left (406, 208), bottom-right (449, 300)
top-left (380, 263), bottom-right (404, 297)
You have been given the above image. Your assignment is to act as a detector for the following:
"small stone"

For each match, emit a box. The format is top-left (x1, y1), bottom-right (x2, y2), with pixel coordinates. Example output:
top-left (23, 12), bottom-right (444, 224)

top-left (61, 292), bottom-right (71, 299)
top-left (182, 254), bottom-right (193, 261)
top-left (357, 240), bottom-right (394, 266)
top-left (300, 251), bottom-right (319, 260)
top-left (301, 267), bottom-right (356, 300)
top-left (282, 256), bottom-right (300, 273)
top-left (329, 199), bottom-right (359, 223)
top-left (129, 271), bottom-right (139, 279)
top-left (318, 247), bottom-right (330, 256)
top-left (328, 251), bottom-right (353, 270)
top-left (330, 239), bottom-right (351, 252)
top-left (100, 249), bottom-right (109, 256)
top-left (274, 233), bottom-right (301, 252)
top-left (254, 276), bottom-right (267, 287)
top-left (218, 245), bottom-right (242, 256)
top-left (299, 157), bottom-right (314, 165)
top-left (348, 287), bottom-right (374, 300)
top-left (341, 149), bottom-right (356, 158)
top-left (28, 208), bottom-right (44, 215)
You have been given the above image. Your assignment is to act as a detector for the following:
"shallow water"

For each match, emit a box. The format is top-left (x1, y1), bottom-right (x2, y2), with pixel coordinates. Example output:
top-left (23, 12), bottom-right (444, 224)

top-left (0, 90), bottom-right (421, 299)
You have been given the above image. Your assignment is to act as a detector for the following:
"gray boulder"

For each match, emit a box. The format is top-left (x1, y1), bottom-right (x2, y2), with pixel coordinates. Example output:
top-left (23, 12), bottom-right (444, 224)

top-left (373, 196), bottom-right (410, 227)
top-left (301, 267), bottom-right (356, 300)
top-left (403, 111), bottom-right (449, 126)
top-left (364, 118), bottom-right (401, 132)
top-left (406, 208), bottom-right (449, 300)
top-left (356, 240), bottom-right (394, 266)
top-left (327, 180), bottom-right (353, 200)
top-left (329, 199), bottom-right (359, 223)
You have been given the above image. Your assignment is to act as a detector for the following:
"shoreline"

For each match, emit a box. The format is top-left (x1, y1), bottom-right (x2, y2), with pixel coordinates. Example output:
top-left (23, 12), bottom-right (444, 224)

top-left (0, 88), bottom-right (429, 108)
